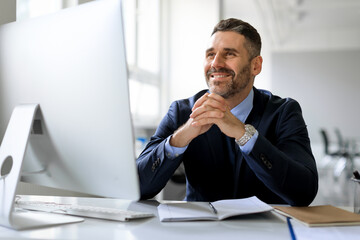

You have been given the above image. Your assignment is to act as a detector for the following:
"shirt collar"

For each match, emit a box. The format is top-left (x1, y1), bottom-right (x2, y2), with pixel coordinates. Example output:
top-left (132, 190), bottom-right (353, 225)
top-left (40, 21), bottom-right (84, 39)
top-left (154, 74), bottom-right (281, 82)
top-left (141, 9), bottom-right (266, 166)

top-left (230, 88), bottom-right (254, 123)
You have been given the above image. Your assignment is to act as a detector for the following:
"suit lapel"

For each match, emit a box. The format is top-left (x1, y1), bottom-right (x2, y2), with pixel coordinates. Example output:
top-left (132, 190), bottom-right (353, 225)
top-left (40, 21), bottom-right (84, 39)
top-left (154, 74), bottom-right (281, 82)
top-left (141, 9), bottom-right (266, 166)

top-left (245, 88), bottom-right (265, 129)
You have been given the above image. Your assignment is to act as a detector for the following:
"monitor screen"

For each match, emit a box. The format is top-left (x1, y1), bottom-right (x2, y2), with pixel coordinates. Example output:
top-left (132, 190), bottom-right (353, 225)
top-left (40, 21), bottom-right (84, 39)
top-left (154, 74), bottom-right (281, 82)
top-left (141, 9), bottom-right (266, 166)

top-left (0, 0), bottom-right (140, 200)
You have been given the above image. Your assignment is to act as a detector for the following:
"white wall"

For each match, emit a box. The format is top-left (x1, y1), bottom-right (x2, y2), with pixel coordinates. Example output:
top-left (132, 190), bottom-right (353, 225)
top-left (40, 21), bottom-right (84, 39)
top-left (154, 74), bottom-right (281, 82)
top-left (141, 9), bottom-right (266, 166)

top-left (223, 0), bottom-right (272, 91)
top-left (166, 0), bottom-right (220, 105)
top-left (272, 50), bottom-right (360, 145)
top-left (273, 26), bottom-right (360, 53)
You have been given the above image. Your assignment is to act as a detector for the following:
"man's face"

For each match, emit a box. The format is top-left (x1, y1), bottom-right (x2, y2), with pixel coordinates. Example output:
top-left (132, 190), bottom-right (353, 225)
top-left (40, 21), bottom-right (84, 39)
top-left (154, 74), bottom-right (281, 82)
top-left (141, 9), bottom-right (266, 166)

top-left (204, 31), bottom-right (253, 99)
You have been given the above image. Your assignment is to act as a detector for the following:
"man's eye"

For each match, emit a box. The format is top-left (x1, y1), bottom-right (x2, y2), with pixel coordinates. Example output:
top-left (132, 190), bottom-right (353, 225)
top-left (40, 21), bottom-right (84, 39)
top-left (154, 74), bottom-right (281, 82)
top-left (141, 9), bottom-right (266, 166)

top-left (207, 53), bottom-right (215, 58)
top-left (226, 52), bottom-right (235, 56)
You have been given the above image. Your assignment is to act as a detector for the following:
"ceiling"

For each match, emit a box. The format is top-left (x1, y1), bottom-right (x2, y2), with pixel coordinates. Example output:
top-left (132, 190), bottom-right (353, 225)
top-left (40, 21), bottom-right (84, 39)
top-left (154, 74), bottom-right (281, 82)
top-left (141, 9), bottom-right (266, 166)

top-left (224, 0), bottom-right (360, 48)
top-left (260, 0), bottom-right (360, 41)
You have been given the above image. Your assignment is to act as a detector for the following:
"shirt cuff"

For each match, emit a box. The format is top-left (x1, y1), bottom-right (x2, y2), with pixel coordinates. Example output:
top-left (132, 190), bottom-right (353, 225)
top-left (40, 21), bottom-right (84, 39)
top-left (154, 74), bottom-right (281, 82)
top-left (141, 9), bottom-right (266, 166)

top-left (165, 136), bottom-right (187, 159)
top-left (239, 130), bottom-right (259, 155)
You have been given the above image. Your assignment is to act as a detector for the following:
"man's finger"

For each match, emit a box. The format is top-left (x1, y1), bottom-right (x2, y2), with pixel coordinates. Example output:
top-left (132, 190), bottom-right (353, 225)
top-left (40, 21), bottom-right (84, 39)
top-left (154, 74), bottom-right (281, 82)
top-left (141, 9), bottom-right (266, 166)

top-left (192, 92), bottom-right (209, 111)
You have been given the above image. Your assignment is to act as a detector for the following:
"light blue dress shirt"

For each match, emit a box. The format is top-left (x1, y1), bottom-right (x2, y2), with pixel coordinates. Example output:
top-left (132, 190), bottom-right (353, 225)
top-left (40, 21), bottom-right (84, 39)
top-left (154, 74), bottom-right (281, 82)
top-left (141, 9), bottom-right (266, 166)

top-left (164, 89), bottom-right (258, 159)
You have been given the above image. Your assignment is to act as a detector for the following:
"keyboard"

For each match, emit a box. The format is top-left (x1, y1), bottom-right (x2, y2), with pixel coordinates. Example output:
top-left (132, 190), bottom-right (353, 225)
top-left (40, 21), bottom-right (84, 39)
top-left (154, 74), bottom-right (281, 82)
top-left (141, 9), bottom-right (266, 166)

top-left (15, 199), bottom-right (154, 222)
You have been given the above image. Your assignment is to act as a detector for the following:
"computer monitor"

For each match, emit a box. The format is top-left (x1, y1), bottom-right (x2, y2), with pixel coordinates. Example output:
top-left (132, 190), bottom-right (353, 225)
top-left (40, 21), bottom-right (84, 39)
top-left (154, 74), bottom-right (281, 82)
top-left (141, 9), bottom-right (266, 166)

top-left (0, 0), bottom-right (140, 229)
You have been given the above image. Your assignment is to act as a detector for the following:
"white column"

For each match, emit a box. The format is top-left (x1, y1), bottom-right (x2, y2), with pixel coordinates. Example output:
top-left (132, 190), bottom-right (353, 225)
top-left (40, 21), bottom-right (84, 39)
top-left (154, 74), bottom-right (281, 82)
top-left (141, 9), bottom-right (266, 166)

top-left (0, 0), bottom-right (16, 25)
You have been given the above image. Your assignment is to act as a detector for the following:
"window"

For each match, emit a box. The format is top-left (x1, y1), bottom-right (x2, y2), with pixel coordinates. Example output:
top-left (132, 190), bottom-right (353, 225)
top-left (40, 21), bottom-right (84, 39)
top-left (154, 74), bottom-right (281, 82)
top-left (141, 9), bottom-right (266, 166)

top-left (17, 0), bottom-right (63, 20)
top-left (123, 0), bottom-right (161, 126)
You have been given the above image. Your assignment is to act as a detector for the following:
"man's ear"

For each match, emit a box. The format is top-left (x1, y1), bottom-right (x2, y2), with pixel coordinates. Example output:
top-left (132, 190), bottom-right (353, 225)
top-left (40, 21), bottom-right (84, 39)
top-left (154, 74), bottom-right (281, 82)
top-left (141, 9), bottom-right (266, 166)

top-left (251, 56), bottom-right (263, 76)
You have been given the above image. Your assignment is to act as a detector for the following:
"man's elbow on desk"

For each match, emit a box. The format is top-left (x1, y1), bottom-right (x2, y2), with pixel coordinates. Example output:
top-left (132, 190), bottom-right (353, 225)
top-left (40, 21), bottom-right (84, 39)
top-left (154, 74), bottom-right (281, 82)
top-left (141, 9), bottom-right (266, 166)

top-left (283, 176), bottom-right (319, 207)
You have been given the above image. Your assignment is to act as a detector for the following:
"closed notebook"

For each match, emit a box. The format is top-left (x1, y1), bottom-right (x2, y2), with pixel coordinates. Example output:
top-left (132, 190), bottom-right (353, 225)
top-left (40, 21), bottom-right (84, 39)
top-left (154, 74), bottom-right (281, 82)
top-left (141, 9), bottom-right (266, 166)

top-left (274, 205), bottom-right (360, 227)
top-left (157, 196), bottom-right (273, 222)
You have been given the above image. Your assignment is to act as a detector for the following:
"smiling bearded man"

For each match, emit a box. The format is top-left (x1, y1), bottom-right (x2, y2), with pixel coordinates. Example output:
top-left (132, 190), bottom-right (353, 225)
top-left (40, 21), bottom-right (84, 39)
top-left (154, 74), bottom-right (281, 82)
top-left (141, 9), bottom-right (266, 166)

top-left (136, 18), bottom-right (318, 207)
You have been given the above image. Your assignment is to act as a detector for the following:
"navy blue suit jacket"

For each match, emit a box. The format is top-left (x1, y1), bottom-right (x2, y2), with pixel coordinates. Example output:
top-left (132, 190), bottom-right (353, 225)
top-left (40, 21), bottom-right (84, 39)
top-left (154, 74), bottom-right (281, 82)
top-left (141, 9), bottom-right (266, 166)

top-left (136, 88), bottom-right (318, 206)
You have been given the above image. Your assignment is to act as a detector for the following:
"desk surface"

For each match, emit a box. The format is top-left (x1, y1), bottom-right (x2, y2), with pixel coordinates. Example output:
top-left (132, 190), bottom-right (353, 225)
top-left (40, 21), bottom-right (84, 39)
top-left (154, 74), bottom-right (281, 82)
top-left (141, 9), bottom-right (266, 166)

top-left (0, 195), bottom-right (353, 240)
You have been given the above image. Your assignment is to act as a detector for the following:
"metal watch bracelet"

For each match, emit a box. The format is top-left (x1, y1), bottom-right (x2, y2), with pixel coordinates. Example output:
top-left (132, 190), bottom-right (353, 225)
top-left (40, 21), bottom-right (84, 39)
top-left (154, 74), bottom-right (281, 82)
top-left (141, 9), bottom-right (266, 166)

top-left (235, 124), bottom-right (256, 146)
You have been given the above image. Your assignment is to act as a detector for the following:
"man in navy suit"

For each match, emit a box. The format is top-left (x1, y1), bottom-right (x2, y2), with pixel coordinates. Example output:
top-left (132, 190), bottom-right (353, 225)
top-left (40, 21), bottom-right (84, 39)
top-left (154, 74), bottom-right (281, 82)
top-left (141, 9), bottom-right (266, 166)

top-left (136, 18), bottom-right (318, 206)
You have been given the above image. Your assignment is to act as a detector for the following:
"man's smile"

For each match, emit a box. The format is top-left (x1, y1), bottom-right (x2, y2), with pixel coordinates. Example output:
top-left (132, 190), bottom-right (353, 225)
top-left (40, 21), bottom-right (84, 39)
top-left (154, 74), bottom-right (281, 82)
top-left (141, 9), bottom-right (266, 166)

top-left (207, 67), bottom-right (235, 81)
top-left (210, 73), bottom-right (232, 79)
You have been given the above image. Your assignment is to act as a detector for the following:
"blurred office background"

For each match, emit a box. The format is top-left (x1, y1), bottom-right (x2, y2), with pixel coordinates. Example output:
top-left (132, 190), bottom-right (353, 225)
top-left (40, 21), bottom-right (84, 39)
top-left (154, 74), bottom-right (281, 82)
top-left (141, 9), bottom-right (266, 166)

top-left (1, 0), bottom-right (360, 206)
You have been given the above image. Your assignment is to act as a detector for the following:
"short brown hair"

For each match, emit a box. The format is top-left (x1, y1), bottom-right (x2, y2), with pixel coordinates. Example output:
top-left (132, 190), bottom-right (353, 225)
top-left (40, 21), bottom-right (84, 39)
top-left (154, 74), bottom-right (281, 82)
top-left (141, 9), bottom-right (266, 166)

top-left (211, 18), bottom-right (261, 59)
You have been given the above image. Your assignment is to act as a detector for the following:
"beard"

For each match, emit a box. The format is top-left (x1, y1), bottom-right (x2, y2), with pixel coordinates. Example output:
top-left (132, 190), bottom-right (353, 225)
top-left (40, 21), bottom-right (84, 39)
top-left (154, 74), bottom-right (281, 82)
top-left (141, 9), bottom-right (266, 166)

top-left (205, 63), bottom-right (251, 99)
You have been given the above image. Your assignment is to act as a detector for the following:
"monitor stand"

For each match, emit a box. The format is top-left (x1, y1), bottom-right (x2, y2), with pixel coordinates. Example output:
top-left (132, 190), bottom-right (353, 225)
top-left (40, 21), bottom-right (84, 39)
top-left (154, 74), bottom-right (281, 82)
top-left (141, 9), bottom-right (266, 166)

top-left (0, 104), bottom-right (83, 230)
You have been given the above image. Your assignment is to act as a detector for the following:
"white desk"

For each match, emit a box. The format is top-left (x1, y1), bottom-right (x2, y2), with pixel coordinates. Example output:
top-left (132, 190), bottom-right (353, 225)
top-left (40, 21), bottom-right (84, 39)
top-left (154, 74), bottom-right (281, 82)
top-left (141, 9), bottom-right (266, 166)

top-left (0, 195), bottom-right (338, 239)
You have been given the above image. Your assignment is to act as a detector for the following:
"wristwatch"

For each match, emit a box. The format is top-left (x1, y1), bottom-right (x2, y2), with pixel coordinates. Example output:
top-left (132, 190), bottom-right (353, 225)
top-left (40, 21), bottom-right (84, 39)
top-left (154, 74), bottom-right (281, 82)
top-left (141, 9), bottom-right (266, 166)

top-left (235, 124), bottom-right (256, 146)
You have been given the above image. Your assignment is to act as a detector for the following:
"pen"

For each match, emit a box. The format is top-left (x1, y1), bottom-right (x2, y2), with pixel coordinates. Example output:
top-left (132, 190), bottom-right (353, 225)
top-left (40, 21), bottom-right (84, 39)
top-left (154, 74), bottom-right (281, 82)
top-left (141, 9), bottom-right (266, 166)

top-left (208, 202), bottom-right (218, 214)
top-left (286, 217), bottom-right (297, 240)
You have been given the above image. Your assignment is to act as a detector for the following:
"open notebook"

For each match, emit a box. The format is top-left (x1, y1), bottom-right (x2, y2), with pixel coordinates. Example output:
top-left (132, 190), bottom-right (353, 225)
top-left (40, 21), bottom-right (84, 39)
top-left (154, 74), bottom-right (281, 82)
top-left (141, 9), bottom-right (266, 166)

top-left (157, 196), bottom-right (273, 222)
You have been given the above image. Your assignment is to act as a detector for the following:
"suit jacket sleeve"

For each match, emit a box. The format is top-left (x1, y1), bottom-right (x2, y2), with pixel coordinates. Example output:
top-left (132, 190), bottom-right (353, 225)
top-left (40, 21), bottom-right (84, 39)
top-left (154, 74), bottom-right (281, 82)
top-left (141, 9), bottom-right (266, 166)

top-left (136, 97), bottom-right (194, 199)
top-left (244, 98), bottom-right (318, 206)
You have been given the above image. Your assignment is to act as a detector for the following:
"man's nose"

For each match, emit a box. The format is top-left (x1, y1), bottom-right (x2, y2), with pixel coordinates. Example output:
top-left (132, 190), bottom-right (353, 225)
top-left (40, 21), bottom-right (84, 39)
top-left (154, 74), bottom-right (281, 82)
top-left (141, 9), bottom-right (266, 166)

top-left (211, 54), bottom-right (225, 69)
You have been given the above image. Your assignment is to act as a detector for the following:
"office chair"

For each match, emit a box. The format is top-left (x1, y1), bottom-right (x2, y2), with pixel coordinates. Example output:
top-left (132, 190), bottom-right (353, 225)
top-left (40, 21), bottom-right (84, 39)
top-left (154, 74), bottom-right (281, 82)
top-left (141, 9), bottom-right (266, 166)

top-left (319, 128), bottom-right (354, 206)
top-left (320, 128), bottom-right (347, 157)
top-left (334, 128), bottom-right (349, 155)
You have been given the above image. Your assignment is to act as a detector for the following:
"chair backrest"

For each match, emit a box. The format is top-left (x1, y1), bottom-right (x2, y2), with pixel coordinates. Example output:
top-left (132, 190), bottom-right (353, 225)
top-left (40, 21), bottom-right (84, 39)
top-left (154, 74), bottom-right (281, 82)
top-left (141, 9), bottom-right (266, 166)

top-left (335, 128), bottom-right (346, 152)
top-left (320, 129), bottom-right (330, 155)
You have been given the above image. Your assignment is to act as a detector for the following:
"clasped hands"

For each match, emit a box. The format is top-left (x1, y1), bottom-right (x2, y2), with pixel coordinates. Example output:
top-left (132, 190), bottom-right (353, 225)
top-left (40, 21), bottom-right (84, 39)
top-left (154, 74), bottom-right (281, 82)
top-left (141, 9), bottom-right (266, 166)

top-left (170, 92), bottom-right (246, 148)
